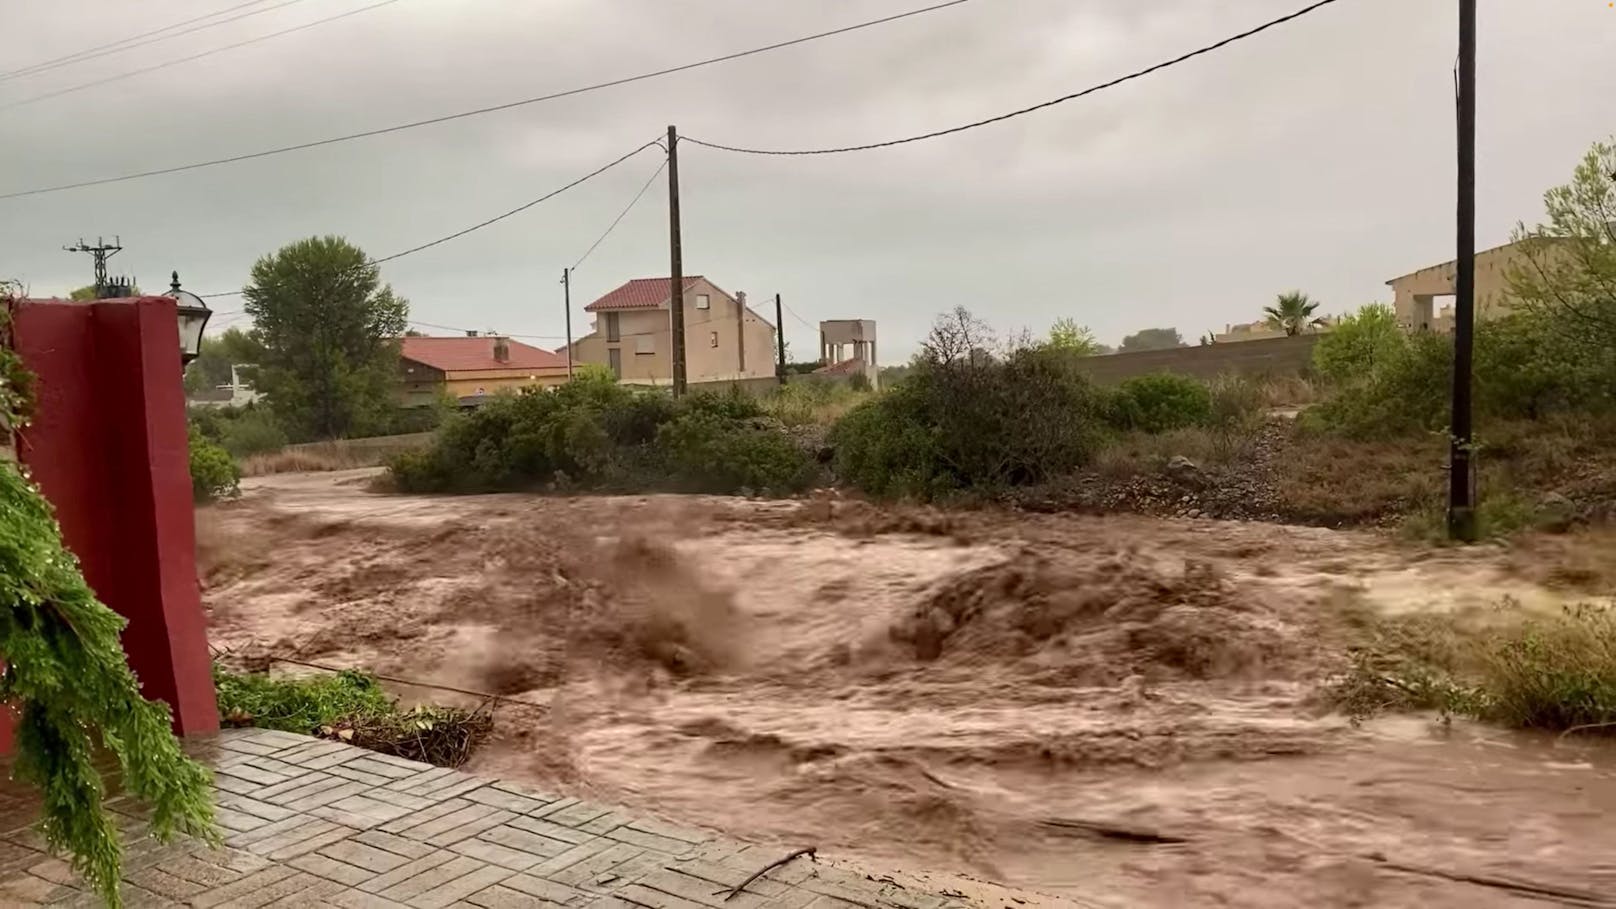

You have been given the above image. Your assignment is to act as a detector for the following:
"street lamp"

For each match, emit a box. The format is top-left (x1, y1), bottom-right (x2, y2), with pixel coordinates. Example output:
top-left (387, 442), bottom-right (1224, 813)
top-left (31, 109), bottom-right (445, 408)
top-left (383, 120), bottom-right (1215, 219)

top-left (168, 271), bottom-right (211, 366)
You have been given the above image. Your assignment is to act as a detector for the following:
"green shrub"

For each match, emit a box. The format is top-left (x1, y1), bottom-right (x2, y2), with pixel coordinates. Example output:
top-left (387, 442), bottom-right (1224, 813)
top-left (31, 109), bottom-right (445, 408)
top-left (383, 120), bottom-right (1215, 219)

top-left (1304, 329), bottom-right (1451, 438)
top-left (189, 428), bottom-right (240, 501)
top-left (831, 346), bottom-right (1107, 499)
top-left (388, 377), bottom-right (812, 496)
top-left (1205, 373), bottom-right (1264, 430)
top-left (1109, 373), bottom-right (1213, 433)
top-left (217, 407), bottom-right (287, 456)
top-left (658, 410), bottom-right (814, 493)
top-left (1312, 303), bottom-right (1405, 385)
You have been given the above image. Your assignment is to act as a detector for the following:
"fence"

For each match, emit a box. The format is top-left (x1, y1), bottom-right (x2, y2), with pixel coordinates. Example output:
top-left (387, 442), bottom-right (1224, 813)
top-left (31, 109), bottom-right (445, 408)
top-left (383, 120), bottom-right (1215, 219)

top-left (1072, 334), bottom-right (1320, 385)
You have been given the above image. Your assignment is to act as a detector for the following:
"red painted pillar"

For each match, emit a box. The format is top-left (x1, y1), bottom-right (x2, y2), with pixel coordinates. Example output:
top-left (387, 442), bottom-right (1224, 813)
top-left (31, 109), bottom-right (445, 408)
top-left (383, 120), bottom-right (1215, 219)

top-left (2, 297), bottom-right (219, 748)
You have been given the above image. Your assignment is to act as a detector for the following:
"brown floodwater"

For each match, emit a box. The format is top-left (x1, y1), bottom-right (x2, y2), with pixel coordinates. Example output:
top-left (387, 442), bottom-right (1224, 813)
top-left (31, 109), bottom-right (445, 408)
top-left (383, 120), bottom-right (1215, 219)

top-left (201, 470), bottom-right (1616, 907)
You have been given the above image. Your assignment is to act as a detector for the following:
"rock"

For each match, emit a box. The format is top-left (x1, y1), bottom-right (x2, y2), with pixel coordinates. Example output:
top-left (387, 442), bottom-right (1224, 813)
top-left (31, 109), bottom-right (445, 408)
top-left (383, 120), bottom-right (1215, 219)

top-left (1166, 455), bottom-right (1202, 486)
top-left (1535, 492), bottom-right (1578, 533)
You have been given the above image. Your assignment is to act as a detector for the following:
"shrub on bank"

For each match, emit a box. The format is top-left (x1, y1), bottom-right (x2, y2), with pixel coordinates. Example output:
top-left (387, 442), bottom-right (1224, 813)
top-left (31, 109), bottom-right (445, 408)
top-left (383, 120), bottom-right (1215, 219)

top-left (1108, 373), bottom-right (1214, 433)
top-left (831, 346), bottom-right (1109, 499)
top-left (389, 374), bottom-right (814, 496)
top-left (189, 428), bottom-right (240, 502)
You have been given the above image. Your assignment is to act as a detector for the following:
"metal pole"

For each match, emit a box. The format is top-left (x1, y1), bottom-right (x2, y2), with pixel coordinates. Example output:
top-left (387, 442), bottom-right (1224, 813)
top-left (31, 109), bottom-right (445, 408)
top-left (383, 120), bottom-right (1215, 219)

top-left (775, 293), bottom-right (787, 386)
top-left (1448, 0), bottom-right (1478, 542)
top-left (562, 267), bottom-right (574, 378)
top-left (667, 125), bottom-right (687, 397)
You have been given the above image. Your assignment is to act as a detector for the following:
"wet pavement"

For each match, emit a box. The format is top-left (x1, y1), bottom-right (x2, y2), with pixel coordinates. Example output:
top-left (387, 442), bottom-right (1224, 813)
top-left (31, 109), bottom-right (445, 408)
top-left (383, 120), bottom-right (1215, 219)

top-left (0, 728), bottom-right (972, 909)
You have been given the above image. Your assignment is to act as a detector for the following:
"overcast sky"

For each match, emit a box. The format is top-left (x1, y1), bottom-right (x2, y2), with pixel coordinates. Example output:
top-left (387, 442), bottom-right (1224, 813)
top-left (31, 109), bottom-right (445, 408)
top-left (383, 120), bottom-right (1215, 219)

top-left (3, 0), bottom-right (1613, 359)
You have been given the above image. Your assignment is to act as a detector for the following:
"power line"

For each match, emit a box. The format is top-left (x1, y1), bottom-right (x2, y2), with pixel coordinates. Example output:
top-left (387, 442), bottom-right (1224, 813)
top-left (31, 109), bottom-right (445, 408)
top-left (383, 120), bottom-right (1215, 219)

top-left (683, 0), bottom-right (1345, 156)
top-left (780, 301), bottom-right (817, 331)
top-left (570, 154), bottom-right (668, 273)
top-left (2, 0), bottom-right (399, 112)
top-left (0, 0), bottom-right (973, 201)
top-left (199, 138), bottom-right (664, 297)
top-left (0, 0), bottom-right (279, 81)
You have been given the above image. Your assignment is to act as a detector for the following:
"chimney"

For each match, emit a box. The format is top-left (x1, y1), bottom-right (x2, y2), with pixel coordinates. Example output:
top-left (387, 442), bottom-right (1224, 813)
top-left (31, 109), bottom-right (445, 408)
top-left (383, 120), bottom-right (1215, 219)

top-left (493, 336), bottom-right (510, 363)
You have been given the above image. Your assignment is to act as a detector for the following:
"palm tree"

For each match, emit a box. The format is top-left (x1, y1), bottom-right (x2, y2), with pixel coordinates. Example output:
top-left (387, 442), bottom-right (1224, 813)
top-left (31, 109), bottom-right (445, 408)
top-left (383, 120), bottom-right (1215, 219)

top-left (1263, 291), bottom-right (1325, 337)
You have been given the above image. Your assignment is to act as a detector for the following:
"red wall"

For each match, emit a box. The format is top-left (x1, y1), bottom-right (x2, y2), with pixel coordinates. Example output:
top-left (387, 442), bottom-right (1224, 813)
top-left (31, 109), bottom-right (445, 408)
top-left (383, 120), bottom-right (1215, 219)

top-left (1, 297), bottom-right (219, 751)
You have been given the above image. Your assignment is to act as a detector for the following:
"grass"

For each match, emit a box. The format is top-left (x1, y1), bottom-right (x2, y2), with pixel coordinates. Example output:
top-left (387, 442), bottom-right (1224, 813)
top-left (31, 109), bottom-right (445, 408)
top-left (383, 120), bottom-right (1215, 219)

top-left (1325, 603), bottom-right (1616, 734)
top-left (759, 381), bottom-right (871, 427)
top-left (1091, 424), bottom-right (1259, 477)
top-left (213, 665), bottom-right (494, 767)
top-left (239, 435), bottom-right (433, 476)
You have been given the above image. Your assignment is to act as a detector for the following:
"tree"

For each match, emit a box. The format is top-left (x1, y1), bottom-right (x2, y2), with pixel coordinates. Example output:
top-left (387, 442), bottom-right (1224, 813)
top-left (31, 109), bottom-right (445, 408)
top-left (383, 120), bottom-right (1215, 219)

top-left (68, 283), bottom-right (140, 301)
top-left (183, 327), bottom-right (264, 394)
top-left (1118, 327), bottom-right (1183, 352)
top-left (242, 236), bottom-right (408, 440)
top-left (1263, 291), bottom-right (1324, 337)
top-left (1045, 317), bottom-right (1102, 356)
top-left (1507, 137), bottom-right (1616, 346)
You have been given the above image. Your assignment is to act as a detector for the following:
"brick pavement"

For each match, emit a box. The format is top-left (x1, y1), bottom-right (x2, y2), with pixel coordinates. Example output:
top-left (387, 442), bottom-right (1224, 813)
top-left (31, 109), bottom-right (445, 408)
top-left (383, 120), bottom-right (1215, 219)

top-left (0, 729), bottom-right (970, 909)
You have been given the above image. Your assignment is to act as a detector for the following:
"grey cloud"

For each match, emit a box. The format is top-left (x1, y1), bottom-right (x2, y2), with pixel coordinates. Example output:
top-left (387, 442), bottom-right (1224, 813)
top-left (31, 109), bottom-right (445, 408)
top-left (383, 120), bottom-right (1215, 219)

top-left (3, 0), bottom-right (1614, 359)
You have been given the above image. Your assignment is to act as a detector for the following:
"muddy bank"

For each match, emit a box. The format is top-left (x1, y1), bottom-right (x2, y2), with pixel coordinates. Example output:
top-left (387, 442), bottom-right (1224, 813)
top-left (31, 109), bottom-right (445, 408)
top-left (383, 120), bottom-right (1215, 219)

top-left (201, 470), bottom-right (1616, 906)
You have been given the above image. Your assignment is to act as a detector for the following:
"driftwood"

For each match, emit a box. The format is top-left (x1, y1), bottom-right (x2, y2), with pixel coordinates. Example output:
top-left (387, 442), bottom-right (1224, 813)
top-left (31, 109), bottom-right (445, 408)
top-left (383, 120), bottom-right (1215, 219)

top-left (1039, 817), bottom-right (1189, 845)
top-left (723, 847), bottom-right (817, 901)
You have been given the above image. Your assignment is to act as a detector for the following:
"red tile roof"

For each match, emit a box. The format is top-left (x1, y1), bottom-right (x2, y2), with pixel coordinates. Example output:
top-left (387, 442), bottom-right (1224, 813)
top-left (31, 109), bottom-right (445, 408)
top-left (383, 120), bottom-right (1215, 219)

top-left (813, 358), bottom-right (866, 377)
top-left (400, 336), bottom-right (567, 373)
top-left (584, 276), bottom-right (706, 312)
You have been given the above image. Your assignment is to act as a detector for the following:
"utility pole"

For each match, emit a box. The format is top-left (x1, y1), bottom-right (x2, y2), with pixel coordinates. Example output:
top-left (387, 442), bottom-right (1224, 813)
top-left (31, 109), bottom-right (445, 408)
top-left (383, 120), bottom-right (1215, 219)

top-left (775, 293), bottom-right (788, 386)
top-left (561, 267), bottom-right (574, 378)
top-left (63, 236), bottom-right (122, 297)
top-left (667, 125), bottom-right (687, 396)
top-left (1448, 0), bottom-right (1478, 542)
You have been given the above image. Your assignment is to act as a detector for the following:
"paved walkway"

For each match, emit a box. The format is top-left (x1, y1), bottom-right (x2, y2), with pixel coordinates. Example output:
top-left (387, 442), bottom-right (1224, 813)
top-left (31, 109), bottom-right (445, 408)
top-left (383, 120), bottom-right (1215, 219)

top-left (0, 729), bottom-right (970, 909)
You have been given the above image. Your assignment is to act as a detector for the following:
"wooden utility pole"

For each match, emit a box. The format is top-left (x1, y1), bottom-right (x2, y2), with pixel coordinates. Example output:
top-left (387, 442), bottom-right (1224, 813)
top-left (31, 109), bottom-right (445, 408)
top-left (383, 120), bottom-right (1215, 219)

top-left (667, 125), bottom-right (687, 396)
top-left (1448, 0), bottom-right (1477, 541)
top-left (775, 293), bottom-right (787, 386)
top-left (561, 267), bottom-right (574, 378)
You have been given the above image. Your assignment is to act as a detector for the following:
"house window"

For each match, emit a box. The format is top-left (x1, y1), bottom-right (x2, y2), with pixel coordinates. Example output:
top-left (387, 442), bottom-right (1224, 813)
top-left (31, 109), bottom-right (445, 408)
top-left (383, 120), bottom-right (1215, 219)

top-left (606, 312), bottom-right (620, 342)
top-left (635, 335), bottom-right (655, 355)
top-left (695, 293), bottom-right (710, 310)
top-left (709, 331), bottom-right (719, 348)
top-left (607, 348), bottom-right (622, 377)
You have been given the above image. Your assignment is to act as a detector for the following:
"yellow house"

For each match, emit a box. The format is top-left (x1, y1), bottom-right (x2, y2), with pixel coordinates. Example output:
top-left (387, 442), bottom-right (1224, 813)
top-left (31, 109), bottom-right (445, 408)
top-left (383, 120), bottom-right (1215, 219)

top-left (399, 335), bottom-right (569, 407)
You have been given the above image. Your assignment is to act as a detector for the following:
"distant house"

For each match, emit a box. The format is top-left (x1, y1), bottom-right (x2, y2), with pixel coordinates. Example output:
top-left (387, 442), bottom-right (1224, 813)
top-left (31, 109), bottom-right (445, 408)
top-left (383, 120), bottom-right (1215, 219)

top-left (1386, 238), bottom-right (1568, 332)
top-left (187, 364), bottom-right (261, 409)
top-left (399, 335), bottom-right (569, 407)
top-left (565, 276), bottom-right (777, 386)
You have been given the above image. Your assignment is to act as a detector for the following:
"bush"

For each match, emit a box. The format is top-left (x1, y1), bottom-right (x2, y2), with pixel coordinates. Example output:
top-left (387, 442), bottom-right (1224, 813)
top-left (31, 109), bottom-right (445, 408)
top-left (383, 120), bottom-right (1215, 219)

top-left (389, 377), bottom-right (813, 496)
top-left (189, 428), bottom-right (241, 501)
top-left (832, 345), bottom-right (1108, 499)
top-left (1304, 329), bottom-right (1452, 438)
top-left (1108, 373), bottom-right (1213, 433)
top-left (217, 407), bottom-right (287, 456)
top-left (1312, 304), bottom-right (1405, 386)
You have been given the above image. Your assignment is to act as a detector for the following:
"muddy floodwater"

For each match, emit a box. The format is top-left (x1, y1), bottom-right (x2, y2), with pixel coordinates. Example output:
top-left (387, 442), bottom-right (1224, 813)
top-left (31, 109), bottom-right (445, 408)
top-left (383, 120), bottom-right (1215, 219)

top-left (202, 470), bottom-right (1616, 907)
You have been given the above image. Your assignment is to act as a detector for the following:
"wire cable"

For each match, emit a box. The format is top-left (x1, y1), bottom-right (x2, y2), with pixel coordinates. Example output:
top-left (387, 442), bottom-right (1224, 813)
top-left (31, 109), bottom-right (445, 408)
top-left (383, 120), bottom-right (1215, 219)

top-left (781, 302), bottom-right (816, 331)
top-left (570, 155), bottom-right (668, 273)
top-left (199, 138), bottom-right (663, 298)
top-left (683, 0), bottom-right (1345, 156)
top-left (0, 0), bottom-right (279, 81)
top-left (1, 0), bottom-right (399, 111)
top-left (0, 0), bottom-right (973, 200)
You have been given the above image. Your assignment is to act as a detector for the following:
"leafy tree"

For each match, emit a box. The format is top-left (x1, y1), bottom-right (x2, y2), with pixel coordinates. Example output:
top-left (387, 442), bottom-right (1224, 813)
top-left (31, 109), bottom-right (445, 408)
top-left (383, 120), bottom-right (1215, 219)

top-left (1312, 304), bottom-right (1404, 385)
top-left (0, 291), bottom-right (216, 906)
top-left (184, 327), bottom-right (264, 394)
top-left (1119, 327), bottom-right (1183, 352)
top-left (1045, 317), bottom-right (1102, 356)
top-left (67, 283), bottom-right (140, 301)
top-left (1264, 291), bottom-right (1325, 336)
top-left (243, 236), bottom-right (408, 440)
top-left (1507, 137), bottom-right (1616, 350)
